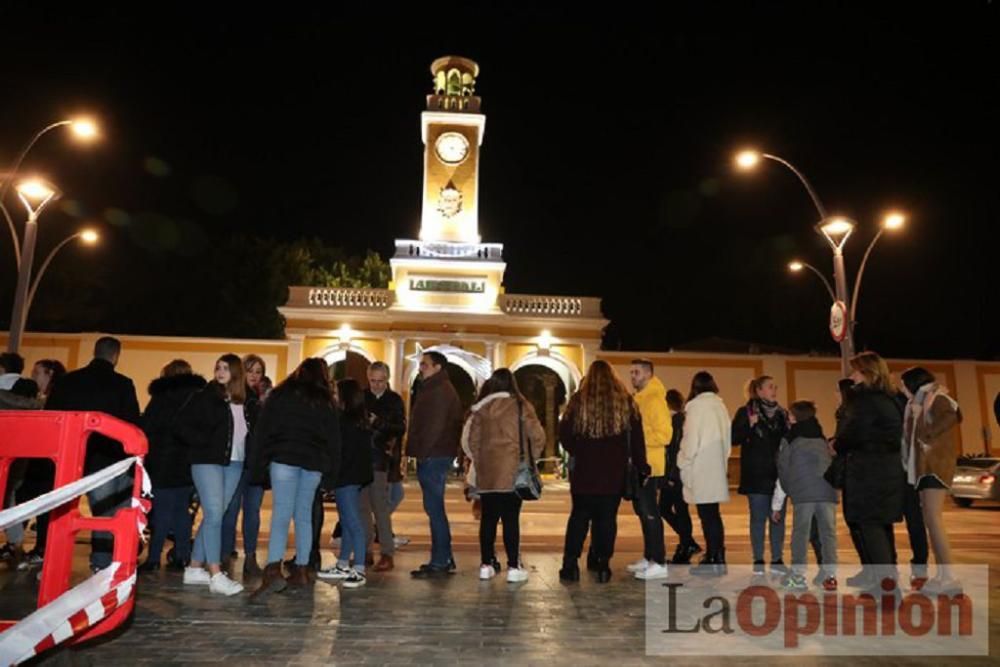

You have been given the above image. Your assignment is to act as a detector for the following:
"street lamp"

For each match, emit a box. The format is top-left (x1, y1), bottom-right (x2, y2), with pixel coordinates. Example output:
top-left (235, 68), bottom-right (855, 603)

top-left (736, 148), bottom-right (904, 377)
top-left (850, 212), bottom-right (906, 324)
top-left (26, 227), bottom-right (100, 314)
top-left (734, 149), bottom-right (828, 219)
top-left (6, 179), bottom-right (60, 353)
top-left (1, 117), bottom-right (100, 268)
top-left (788, 260), bottom-right (836, 302)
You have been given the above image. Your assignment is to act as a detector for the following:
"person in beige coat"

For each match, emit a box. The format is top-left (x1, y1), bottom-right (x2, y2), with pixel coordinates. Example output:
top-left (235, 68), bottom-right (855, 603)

top-left (677, 371), bottom-right (732, 576)
top-left (463, 369), bottom-right (545, 583)
top-left (901, 367), bottom-right (962, 594)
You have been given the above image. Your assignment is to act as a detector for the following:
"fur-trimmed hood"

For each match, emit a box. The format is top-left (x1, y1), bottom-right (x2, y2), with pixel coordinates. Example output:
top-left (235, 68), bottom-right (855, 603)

top-left (148, 373), bottom-right (207, 397)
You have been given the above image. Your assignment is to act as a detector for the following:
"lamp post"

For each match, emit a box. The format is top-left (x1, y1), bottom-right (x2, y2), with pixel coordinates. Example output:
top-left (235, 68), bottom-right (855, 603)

top-left (736, 149), bottom-right (905, 376)
top-left (1, 118), bottom-right (99, 269)
top-left (8, 179), bottom-right (59, 353)
top-left (26, 228), bottom-right (100, 314)
top-left (788, 214), bottom-right (906, 376)
top-left (817, 216), bottom-right (857, 376)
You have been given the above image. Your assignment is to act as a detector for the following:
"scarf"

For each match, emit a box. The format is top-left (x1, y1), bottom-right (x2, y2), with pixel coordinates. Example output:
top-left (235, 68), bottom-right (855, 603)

top-left (749, 397), bottom-right (787, 439)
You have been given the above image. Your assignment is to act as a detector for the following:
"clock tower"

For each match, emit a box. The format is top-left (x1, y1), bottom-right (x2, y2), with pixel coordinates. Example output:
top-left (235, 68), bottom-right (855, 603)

top-left (420, 55), bottom-right (484, 243)
top-left (390, 56), bottom-right (506, 313)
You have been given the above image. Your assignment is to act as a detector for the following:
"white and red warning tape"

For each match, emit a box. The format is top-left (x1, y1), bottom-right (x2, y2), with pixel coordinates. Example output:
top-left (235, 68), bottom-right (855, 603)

top-left (0, 457), bottom-right (150, 665)
top-left (0, 456), bottom-right (149, 534)
top-left (0, 563), bottom-right (137, 665)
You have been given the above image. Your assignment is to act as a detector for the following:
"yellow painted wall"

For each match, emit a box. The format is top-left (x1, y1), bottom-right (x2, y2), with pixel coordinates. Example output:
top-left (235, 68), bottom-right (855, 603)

top-left (7, 330), bottom-right (998, 452)
top-left (504, 344), bottom-right (536, 366)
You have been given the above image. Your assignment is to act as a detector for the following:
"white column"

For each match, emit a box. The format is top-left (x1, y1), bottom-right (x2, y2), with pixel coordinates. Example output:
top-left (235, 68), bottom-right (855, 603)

top-left (582, 343), bottom-right (601, 372)
top-left (390, 337), bottom-right (406, 393)
top-left (494, 340), bottom-right (506, 370)
top-left (484, 341), bottom-right (497, 373)
top-left (285, 334), bottom-right (305, 380)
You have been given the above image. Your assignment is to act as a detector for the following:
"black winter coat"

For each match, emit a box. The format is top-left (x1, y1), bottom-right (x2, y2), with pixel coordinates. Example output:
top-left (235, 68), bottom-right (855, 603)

top-left (141, 374), bottom-right (206, 488)
top-left (45, 359), bottom-right (141, 474)
top-left (666, 412), bottom-right (684, 483)
top-left (330, 419), bottom-right (374, 489)
top-left (249, 388), bottom-right (341, 484)
top-left (175, 384), bottom-right (259, 467)
top-left (365, 389), bottom-right (406, 479)
top-left (835, 384), bottom-right (904, 524)
top-left (732, 402), bottom-right (788, 495)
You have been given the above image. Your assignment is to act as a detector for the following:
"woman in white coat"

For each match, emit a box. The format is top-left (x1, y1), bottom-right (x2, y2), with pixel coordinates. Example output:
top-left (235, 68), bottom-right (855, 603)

top-left (677, 371), bottom-right (732, 576)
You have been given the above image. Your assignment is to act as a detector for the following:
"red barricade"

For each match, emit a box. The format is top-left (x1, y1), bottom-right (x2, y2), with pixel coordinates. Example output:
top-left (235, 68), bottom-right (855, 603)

top-left (0, 411), bottom-right (148, 646)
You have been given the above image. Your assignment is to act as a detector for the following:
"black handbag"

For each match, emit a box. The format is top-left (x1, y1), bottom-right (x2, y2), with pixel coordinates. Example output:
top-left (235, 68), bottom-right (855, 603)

top-left (823, 453), bottom-right (847, 490)
top-left (622, 427), bottom-right (641, 501)
top-left (513, 400), bottom-right (543, 501)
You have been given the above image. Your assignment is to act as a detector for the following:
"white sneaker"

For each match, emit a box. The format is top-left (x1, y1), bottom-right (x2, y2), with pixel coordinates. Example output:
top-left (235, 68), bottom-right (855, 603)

top-left (342, 569), bottom-right (367, 589)
top-left (317, 565), bottom-right (352, 580)
top-left (626, 558), bottom-right (650, 573)
top-left (506, 566), bottom-right (529, 583)
top-left (393, 535), bottom-right (411, 549)
top-left (209, 572), bottom-right (244, 596)
top-left (635, 562), bottom-right (669, 580)
top-left (479, 564), bottom-right (496, 580)
top-left (183, 567), bottom-right (211, 585)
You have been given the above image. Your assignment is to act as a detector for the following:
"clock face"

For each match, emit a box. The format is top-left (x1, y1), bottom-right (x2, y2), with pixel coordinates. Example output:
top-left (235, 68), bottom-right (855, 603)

top-left (434, 132), bottom-right (470, 165)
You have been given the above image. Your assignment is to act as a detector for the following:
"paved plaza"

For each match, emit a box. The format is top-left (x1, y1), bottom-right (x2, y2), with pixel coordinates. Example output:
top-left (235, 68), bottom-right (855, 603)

top-left (2, 481), bottom-right (998, 666)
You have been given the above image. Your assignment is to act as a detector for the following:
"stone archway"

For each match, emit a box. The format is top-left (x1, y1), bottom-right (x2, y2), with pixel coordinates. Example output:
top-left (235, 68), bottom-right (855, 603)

top-left (405, 343), bottom-right (490, 413)
top-left (320, 345), bottom-right (373, 386)
top-left (514, 365), bottom-right (568, 472)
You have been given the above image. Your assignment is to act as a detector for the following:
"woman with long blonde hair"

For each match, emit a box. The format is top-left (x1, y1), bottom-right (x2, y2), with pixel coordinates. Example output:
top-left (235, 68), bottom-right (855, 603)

top-left (558, 361), bottom-right (648, 584)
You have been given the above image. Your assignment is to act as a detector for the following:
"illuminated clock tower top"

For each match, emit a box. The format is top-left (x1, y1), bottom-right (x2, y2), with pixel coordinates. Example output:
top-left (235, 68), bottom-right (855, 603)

top-left (419, 56), bottom-right (485, 244)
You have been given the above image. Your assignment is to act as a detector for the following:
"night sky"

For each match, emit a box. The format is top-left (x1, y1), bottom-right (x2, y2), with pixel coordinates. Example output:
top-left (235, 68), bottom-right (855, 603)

top-left (2, 6), bottom-right (997, 359)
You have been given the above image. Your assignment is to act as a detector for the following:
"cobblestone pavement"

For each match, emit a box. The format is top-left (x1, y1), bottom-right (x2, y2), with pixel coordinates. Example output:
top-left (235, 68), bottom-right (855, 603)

top-left (3, 481), bottom-right (998, 666)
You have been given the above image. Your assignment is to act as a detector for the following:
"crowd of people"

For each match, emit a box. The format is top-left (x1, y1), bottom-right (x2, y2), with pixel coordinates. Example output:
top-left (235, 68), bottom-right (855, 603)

top-left (1, 341), bottom-right (965, 598)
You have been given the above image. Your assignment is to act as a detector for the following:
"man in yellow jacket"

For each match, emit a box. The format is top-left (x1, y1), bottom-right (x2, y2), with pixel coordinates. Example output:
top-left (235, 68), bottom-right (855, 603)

top-left (627, 359), bottom-right (672, 580)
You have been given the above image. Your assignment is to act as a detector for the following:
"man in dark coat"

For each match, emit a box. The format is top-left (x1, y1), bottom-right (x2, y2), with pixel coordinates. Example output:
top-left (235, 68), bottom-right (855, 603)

top-left (46, 336), bottom-right (141, 571)
top-left (406, 351), bottom-right (462, 577)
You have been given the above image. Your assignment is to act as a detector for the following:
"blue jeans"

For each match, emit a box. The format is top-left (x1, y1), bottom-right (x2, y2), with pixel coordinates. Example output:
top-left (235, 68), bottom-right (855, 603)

top-left (191, 462), bottom-right (243, 566)
top-left (266, 462), bottom-right (321, 567)
top-left (748, 493), bottom-right (786, 562)
top-left (388, 481), bottom-right (404, 514)
top-left (147, 486), bottom-right (193, 565)
top-left (417, 457), bottom-right (453, 568)
top-left (335, 484), bottom-right (366, 572)
top-left (87, 470), bottom-right (134, 570)
top-left (222, 470), bottom-right (265, 558)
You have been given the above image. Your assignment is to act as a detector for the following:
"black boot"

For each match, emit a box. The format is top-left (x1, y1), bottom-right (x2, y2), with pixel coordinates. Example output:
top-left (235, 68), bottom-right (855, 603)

top-left (595, 558), bottom-right (612, 583)
top-left (669, 541), bottom-right (702, 565)
top-left (559, 560), bottom-right (580, 583)
top-left (586, 547), bottom-right (599, 572)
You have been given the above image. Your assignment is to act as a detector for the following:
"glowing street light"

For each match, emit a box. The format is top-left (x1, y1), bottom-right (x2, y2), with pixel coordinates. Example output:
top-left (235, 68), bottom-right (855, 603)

top-left (883, 211), bottom-right (906, 230)
top-left (818, 216), bottom-right (856, 251)
top-left (735, 150), bottom-right (761, 170)
top-left (69, 117), bottom-right (100, 141)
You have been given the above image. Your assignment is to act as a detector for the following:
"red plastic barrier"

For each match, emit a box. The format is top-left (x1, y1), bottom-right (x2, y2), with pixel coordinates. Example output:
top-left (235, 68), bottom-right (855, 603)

top-left (0, 411), bottom-right (148, 645)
